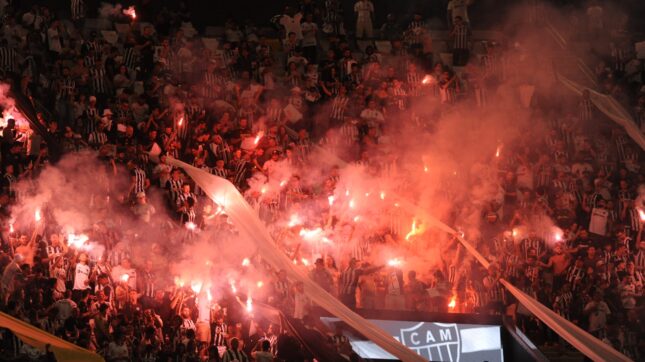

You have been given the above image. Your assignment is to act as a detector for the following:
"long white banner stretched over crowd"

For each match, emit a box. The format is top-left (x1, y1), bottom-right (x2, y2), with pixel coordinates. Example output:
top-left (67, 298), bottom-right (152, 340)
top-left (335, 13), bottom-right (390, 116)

top-left (0, 311), bottom-right (104, 362)
top-left (558, 72), bottom-right (645, 151)
top-left (165, 157), bottom-right (426, 362)
top-left (288, 137), bottom-right (631, 361)
top-left (392, 199), bottom-right (632, 362)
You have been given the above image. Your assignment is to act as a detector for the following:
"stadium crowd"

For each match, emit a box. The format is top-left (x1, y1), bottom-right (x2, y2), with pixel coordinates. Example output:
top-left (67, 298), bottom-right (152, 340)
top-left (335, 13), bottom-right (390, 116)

top-left (0, 0), bottom-right (643, 361)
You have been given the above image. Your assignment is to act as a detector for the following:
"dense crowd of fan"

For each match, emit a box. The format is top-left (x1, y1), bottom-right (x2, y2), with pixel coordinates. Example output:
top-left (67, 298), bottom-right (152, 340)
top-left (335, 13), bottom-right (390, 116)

top-left (0, 0), bottom-right (643, 361)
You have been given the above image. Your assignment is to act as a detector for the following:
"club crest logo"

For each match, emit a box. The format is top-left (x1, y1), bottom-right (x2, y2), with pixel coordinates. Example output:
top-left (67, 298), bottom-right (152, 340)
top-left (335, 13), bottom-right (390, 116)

top-left (398, 322), bottom-right (460, 361)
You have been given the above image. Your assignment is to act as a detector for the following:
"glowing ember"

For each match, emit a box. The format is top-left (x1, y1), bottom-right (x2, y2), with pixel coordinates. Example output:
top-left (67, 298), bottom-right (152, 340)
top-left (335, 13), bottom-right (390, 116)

top-left (120, 274), bottom-right (130, 282)
top-left (380, 191), bottom-right (386, 200)
top-left (495, 145), bottom-right (502, 158)
top-left (279, 180), bottom-right (287, 187)
top-left (256, 281), bottom-right (264, 288)
top-left (185, 222), bottom-right (197, 230)
top-left (191, 281), bottom-right (203, 294)
top-left (261, 186), bottom-right (267, 194)
top-left (424, 166), bottom-right (429, 173)
top-left (246, 295), bottom-right (253, 312)
top-left (512, 228), bottom-right (519, 238)
top-left (299, 227), bottom-right (323, 240)
top-left (387, 258), bottom-right (403, 267)
top-left (301, 258), bottom-right (310, 266)
top-left (365, 192), bottom-right (370, 197)
top-left (253, 131), bottom-right (264, 145)
top-left (9, 223), bottom-right (14, 234)
top-left (448, 296), bottom-right (457, 310)
top-left (34, 209), bottom-right (42, 222)
top-left (353, 216), bottom-right (360, 223)
top-left (421, 74), bottom-right (435, 85)
top-left (123, 6), bottom-right (136, 20)
top-left (349, 199), bottom-right (355, 209)
top-left (405, 219), bottom-right (418, 241)
top-left (178, 116), bottom-right (184, 127)
top-left (328, 195), bottom-right (335, 206)
top-left (554, 228), bottom-right (563, 242)
top-left (241, 258), bottom-right (250, 267)
top-left (345, 190), bottom-right (350, 197)
top-left (639, 208), bottom-right (645, 222)
top-left (287, 214), bottom-right (301, 227)
top-left (67, 233), bottom-right (89, 249)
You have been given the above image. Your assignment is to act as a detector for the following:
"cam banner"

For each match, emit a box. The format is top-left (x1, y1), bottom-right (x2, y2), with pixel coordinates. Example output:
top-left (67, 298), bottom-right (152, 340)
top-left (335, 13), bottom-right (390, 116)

top-left (0, 312), bottom-right (104, 362)
top-left (166, 157), bottom-right (426, 362)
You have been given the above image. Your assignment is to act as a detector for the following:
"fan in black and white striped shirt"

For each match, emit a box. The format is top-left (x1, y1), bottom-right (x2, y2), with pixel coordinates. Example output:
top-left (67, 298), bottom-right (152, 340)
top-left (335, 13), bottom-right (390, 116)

top-left (70, 0), bottom-right (85, 21)
top-left (450, 16), bottom-right (470, 66)
top-left (89, 61), bottom-right (108, 95)
top-left (223, 338), bottom-right (248, 362)
top-left (339, 259), bottom-right (382, 309)
top-left (128, 160), bottom-right (149, 198)
top-left (0, 40), bottom-right (18, 74)
top-left (211, 160), bottom-right (228, 179)
top-left (329, 86), bottom-right (350, 127)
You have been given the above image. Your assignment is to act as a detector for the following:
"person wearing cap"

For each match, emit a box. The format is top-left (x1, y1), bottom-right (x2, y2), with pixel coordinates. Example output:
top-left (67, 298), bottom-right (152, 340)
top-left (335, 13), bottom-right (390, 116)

top-left (261, 149), bottom-right (282, 180)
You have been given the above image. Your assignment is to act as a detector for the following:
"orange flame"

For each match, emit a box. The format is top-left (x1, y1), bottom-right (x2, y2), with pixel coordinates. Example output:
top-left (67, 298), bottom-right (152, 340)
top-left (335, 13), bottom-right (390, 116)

top-left (123, 6), bottom-right (136, 20)
top-left (448, 296), bottom-right (457, 310)
top-left (254, 131), bottom-right (264, 145)
top-left (405, 219), bottom-right (418, 241)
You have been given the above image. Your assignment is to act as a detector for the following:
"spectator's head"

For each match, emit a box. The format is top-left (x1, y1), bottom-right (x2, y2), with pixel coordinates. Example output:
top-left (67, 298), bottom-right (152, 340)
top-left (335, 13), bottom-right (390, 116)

top-left (230, 337), bottom-right (240, 350)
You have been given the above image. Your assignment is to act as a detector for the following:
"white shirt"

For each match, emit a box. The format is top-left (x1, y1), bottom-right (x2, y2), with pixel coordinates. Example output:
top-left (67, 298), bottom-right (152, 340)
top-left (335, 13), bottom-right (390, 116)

top-left (588, 207), bottom-right (608, 236)
top-left (279, 13), bottom-right (303, 40)
top-left (354, 1), bottom-right (374, 20)
top-left (360, 108), bottom-right (385, 124)
top-left (73, 263), bottom-right (91, 290)
top-left (53, 298), bottom-right (77, 321)
top-left (301, 22), bottom-right (318, 47)
top-left (584, 300), bottom-right (610, 332)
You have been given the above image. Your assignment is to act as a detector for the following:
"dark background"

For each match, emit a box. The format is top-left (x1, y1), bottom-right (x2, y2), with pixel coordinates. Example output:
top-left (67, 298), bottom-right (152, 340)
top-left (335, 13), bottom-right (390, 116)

top-left (14, 0), bottom-right (645, 33)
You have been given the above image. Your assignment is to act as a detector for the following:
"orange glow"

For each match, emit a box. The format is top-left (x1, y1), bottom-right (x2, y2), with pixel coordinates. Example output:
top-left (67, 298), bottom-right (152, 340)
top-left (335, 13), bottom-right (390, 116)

top-left (123, 6), bottom-right (136, 20)
top-left (253, 131), bottom-right (264, 145)
top-left (448, 296), bottom-right (457, 310)
top-left (405, 219), bottom-right (418, 241)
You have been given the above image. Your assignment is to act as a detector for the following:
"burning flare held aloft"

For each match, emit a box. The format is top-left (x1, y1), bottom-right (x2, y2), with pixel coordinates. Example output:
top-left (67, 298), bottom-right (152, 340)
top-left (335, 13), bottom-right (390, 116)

top-left (253, 131), bottom-right (264, 146)
top-left (123, 6), bottom-right (136, 20)
top-left (405, 218), bottom-right (421, 241)
top-left (387, 258), bottom-right (403, 267)
top-left (448, 296), bottom-right (457, 310)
